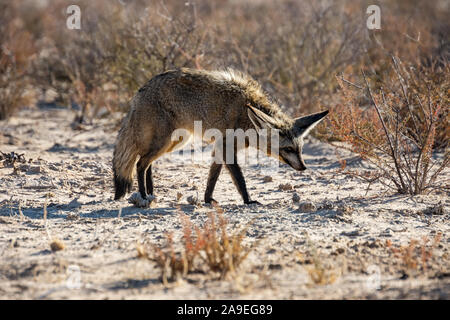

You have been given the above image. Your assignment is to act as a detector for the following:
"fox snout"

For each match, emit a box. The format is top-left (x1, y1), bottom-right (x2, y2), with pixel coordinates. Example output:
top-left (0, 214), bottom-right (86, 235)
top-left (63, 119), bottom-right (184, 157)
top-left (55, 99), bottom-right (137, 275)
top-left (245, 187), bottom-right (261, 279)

top-left (281, 153), bottom-right (307, 171)
top-left (292, 159), bottom-right (307, 171)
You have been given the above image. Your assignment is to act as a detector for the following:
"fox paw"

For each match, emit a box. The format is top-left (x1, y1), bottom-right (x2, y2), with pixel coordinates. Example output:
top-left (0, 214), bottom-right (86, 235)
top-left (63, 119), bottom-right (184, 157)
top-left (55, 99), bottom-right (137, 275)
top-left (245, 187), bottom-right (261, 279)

top-left (205, 198), bottom-right (219, 205)
top-left (128, 192), bottom-right (156, 208)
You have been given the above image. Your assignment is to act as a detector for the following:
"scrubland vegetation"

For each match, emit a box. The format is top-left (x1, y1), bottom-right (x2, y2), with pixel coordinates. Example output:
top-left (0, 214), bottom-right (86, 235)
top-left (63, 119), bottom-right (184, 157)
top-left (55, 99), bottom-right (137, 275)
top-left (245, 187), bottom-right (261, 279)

top-left (0, 0), bottom-right (448, 299)
top-left (1, 0), bottom-right (448, 193)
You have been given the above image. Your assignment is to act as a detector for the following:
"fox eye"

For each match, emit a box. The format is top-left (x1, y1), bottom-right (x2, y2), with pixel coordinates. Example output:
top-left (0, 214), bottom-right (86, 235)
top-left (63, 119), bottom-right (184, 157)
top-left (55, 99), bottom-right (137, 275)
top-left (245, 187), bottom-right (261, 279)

top-left (284, 147), bottom-right (295, 153)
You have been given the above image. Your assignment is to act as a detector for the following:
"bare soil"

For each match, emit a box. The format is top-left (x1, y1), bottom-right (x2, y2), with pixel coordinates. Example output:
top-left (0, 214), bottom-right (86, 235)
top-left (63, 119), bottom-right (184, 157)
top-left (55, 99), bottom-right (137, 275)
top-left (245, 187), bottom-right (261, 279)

top-left (0, 106), bottom-right (449, 299)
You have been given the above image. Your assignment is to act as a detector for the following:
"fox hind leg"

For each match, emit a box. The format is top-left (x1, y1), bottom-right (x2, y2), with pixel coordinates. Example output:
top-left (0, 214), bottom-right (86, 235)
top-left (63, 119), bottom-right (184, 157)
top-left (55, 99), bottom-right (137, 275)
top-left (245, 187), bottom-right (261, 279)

top-left (137, 157), bottom-right (151, 199)
top-left (204, 162), bottom-right (222, 204)
top-left (146, 164), bottom-right (153, 195)
top-left (137, 137), bottom-right (186, 200)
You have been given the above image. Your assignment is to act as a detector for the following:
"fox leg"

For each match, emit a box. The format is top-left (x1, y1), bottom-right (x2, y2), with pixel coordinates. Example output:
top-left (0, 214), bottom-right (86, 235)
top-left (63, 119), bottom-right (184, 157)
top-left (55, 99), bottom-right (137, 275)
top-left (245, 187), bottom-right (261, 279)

top-left (225, 163), bottom-right (258, 204)
top-left (137, 158), bottom-right (151, 199)
top-left (204, 162), bottom-right (222, 204)
top-left (221, 142), bottom-right (259, 204)
top-left (145, 164), bottom-right (153, 195)
top-left (208, 139), bottom-right (259, 205)
top-left (137, 138), bottom-right (185, 199)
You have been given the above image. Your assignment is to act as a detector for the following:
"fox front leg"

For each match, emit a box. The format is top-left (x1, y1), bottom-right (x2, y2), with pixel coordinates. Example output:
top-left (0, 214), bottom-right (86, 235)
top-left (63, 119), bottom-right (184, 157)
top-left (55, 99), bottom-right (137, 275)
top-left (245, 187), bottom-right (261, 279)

top-left (225, 163), bottom-right (260, 205)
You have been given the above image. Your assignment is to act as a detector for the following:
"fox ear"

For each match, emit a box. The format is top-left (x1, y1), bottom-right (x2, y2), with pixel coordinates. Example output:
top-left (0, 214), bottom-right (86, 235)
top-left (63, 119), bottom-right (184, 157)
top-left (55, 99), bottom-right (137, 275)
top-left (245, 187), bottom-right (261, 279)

top-left (293, 110), bottom-right (329, 137)
top-left (247, 105), bottom-right (276, 130)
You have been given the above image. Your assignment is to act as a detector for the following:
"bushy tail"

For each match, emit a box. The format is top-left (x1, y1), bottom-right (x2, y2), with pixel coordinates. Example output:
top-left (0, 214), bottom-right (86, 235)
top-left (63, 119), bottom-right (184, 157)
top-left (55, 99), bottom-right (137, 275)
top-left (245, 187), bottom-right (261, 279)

top-left (113, 117), bottom-right (139, 200)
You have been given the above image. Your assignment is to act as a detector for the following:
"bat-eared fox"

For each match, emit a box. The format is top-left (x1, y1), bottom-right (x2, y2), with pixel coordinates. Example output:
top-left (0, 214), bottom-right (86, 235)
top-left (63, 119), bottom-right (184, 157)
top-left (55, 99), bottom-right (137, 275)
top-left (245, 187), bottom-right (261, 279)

top-left (113, 68), bottom-right (328, 206)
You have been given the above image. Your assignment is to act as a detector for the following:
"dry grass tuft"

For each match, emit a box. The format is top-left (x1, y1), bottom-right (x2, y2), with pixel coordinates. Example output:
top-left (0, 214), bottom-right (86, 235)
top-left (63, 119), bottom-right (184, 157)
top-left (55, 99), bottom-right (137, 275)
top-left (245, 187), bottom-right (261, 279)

top-left (387, 233), bottom-right (442, 273)
top-left (305, 250), bottom-right (339, 286)
top-left (300, 236), bottom-right (340, 286)
top-left (137, 205), bottom-right (257, 284)
top-left (196, 205), bottom-right (255, 277)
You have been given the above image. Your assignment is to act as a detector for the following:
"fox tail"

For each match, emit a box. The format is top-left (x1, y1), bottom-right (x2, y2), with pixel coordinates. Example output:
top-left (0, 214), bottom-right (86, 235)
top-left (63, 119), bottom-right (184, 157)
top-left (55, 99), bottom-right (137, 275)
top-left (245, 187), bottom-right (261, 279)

top-left (113, 116), bottom-right (138, 200)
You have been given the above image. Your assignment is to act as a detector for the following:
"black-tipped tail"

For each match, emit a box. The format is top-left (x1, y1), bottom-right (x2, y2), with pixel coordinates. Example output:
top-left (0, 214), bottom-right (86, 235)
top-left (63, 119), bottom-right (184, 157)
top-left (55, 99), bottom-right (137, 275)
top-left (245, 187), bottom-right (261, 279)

top-left (114, 172), bottom-right (132, 200)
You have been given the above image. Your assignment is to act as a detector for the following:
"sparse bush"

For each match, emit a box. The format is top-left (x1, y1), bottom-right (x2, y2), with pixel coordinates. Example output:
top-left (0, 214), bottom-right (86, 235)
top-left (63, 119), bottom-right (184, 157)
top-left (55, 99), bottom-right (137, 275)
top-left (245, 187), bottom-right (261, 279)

top-left (138, 212), bottom-right (204, 284)
top-left (328, 56), bottom-right (449, 195)
top-left (213, 0), bottom-right (366, 115)
top-left (96, 1), bottom-right (212, 113)
top-left (2, 0), bottom-right (448, 124)
top-left (138, 206), bottom-right (256, 284)
top-left (301, 238), bottom-right (340, 285)
top-left (387, 232), bottom-right (442, 274)
top-left (0, 2), bottom-right (36, 120)
top-left (31, 0), bottom-right (115, 122)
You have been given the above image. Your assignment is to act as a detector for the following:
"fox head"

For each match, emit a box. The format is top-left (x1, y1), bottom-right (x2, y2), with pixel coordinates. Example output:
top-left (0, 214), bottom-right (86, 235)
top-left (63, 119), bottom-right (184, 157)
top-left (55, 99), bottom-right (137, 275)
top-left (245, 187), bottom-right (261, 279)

top-left (247, 105), bottom-right (329, 171)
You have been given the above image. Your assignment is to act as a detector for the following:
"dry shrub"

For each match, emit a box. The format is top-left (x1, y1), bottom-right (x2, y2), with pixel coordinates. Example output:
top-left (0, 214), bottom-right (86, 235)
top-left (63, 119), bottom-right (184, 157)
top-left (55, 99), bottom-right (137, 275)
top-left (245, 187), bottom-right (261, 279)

top-left (3, 0), bottom-right (448, 123)
top-left (302, 238), bottom-right (339, 285)
top-left (28, 0), bottom-right (212, 122)
top-left (307, 258), bottom-right (338, 286)
top-left (387, 233), bottom-right (442, 273)
top-left (214, 0), bottom-right (366, 115)
top-left (328, 55), bottom-right (449, 195)
top-left (31, 1), bottom-right (114, 122)
top-left (8, 0), bottom-right (367, 120)
top-left (146, 212), bottom-right (204, 284)
top-left (96, 1), bottom-right (211, 113)
top-left (138, 206), bottom-right (256, 284)
top-left (196, 206), bottom-right (253, 277)
top-left (364, 0), bottom-right (449, 74)
top-left (0, 2), bottom-right (36, 120)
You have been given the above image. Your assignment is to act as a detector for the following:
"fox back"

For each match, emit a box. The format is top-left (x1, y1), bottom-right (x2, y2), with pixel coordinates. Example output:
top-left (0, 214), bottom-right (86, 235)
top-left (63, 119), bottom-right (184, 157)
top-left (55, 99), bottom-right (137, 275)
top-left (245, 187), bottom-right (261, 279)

top-left (131, 68), bottom-right (292, 136)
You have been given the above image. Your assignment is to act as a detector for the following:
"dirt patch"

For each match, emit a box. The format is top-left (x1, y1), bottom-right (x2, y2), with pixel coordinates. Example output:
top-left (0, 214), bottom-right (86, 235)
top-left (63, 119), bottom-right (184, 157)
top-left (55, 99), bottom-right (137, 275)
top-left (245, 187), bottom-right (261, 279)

top-left (0, 107), bottom-right (449, 299)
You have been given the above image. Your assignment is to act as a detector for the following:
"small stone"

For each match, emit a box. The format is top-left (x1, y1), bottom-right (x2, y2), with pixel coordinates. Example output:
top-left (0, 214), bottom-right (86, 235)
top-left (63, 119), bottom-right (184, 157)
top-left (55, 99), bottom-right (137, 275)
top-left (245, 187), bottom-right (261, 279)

top-left (9, 239), bottom-right (19, 248)
top-left (292, 193), bottom-right (300, 203)
top-left (263, 176), bottom-right (273, 183)
top-left (340, 230), bottom-right (360, 237)
top-left (421, 204), bottom-right (445, 216)
top-left (338, 205), bottom-right (354, 215)
top-left (297, 201), bottom-right (316, 212)
top-left (28, 165), bottom-right (42, 174)
top-left (66, 212), bottom-right (79, 221)
top-left (187, 195), bottom-right (201, 206)
top-left (278, 183), bottom-right (293, 191)
top-left (50, 239), bottom-right (65, 252)
top-left (48, 164), bottom-right (59, 171)
top-left (128, 192), bottom-right (155, 208)
top-left (380, 228), bottom-right (393, 237)
top-left (18, 164), bottom-right (30, 172)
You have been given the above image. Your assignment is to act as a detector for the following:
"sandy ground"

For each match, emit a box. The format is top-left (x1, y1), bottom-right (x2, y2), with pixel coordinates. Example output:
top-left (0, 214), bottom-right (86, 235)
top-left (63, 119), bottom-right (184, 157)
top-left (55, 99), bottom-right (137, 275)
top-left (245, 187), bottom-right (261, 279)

top-left (0, 105), bottom-right (449, 299)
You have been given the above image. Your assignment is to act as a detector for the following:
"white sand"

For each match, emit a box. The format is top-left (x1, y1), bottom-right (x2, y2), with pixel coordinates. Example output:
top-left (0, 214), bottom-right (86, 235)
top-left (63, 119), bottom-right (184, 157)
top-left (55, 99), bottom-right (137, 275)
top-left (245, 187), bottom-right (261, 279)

top-left (0, 106), bottom-right (448, 299)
